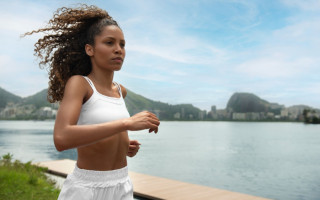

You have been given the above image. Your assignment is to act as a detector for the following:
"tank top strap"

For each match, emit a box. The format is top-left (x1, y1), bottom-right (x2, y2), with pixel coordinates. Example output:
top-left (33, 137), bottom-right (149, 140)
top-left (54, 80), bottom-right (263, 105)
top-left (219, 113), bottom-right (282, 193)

top-left (83, 76), bottom-right (98, 93)
top-left (113, 82), bottom-right (123, 98)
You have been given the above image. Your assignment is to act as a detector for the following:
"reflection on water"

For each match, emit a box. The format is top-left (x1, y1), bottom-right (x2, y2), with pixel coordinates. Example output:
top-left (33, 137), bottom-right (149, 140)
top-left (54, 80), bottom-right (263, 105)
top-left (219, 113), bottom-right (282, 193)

top-left (0, 120), bottom-right (320, 200)
top-left (0, 120), bottom-right (77, 162)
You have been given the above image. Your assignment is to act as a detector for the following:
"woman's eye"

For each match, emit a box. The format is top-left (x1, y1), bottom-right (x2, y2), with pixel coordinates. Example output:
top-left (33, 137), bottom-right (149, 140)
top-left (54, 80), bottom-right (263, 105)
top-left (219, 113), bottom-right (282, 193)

top-left (105, 41), bottom-right (113, 45)
top-left (120, 43), bottom-right (125, 48)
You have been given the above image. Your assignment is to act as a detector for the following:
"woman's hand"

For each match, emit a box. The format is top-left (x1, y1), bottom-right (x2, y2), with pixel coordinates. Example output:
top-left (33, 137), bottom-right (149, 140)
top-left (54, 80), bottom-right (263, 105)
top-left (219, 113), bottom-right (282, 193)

top-left (127, 140), bottom-right (141, 157)
top-left (124, 111), bottom-right (160, 133)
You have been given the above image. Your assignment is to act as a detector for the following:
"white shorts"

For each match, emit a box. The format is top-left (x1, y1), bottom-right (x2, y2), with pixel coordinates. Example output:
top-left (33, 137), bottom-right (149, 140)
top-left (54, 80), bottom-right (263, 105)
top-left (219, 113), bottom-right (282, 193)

top-left (58, 165), bottom-right (133, 200)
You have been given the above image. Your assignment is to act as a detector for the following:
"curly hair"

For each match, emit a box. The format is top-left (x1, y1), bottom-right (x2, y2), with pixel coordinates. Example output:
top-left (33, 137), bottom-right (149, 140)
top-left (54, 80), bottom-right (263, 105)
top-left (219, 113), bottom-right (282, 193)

top-left (23, 4), bottom-right (120, 103)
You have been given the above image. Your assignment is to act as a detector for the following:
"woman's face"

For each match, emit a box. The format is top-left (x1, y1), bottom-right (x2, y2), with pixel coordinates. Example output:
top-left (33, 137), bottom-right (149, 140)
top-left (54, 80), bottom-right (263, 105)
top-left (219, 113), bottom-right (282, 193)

top-left (87, 25), bottom-right (126, 72)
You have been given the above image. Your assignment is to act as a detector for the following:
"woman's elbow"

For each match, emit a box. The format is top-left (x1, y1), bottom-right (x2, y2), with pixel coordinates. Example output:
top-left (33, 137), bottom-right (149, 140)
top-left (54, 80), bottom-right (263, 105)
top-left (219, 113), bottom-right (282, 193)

top-left (53, 133), bottom-right (68, 152)
top-left (55, 144), bottom-right (65, 152)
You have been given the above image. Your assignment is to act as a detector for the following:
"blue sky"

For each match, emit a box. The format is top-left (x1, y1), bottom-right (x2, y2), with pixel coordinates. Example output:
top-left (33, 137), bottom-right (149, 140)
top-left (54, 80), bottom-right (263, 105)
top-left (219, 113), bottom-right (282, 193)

top-left (0, 0), bottom-right (319, 111)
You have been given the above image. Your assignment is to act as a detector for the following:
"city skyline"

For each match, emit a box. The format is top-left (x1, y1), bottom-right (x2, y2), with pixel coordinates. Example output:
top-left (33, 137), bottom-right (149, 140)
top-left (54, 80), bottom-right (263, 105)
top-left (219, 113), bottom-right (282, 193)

top-left (0, 0), bottom-right (319, 110)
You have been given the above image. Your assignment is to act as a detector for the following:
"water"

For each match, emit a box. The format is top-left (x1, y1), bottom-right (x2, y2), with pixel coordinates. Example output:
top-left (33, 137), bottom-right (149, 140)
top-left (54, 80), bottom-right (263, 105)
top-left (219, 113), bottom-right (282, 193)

top-left (0, 120), bottom-right (319, 200)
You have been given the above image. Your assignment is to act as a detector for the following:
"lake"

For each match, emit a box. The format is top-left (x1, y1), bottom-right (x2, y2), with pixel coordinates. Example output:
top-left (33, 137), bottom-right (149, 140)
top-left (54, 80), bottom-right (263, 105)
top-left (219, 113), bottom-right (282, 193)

top-left (0, 120), bottom-right (319, 200)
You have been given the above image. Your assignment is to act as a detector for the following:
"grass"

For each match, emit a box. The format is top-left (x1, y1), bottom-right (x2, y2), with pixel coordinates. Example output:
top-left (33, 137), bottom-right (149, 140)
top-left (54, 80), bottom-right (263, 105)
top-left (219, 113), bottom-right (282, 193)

top-left (0, 153), bottom-right (60, 200)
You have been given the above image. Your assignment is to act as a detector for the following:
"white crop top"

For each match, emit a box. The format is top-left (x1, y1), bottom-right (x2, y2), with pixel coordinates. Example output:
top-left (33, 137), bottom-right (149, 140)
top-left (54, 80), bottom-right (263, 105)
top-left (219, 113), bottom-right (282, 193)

top-left (77, 76), bottom-right (130, 125)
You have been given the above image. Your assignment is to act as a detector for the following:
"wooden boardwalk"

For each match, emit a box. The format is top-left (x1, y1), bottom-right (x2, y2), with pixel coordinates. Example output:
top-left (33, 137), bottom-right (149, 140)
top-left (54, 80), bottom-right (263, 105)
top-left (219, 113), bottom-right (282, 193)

top-left (37, 159), bottom-right (271, 200)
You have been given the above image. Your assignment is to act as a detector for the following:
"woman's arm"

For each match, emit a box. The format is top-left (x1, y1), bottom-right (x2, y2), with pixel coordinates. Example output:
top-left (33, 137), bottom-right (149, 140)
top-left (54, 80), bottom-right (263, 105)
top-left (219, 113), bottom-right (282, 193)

top-left (53, 76), bottom-right (160, 152)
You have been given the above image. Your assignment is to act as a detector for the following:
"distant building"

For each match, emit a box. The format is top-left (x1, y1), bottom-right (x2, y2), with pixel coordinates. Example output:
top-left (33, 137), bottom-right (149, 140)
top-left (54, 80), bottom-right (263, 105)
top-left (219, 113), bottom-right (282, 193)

top-left (173, 112), bottom-right (181, 119)
top-left (247, 112), bottom-right (260, 120)
top-left (0, 102), bottom-right (17, 118)
top-left (217, 109), bottom-right (228, 119)
top-left (281, 109), bottom-right (289, 118)
top-left (38, 107), bottom-right (57, 118)
top-left (210, 113), bottom-right (218, 120)
top-left (181, 108), bottom-right (185, 118)
top-left (266, 112), bottom-right (274, 119)
top-left (232, 113), bottom-right (246, 120)
top-left (0, 107), bottom-right (16, 118)
top-left (198, 110), bottom-right (206, 120)
top-left (211, 106), bottom-right (216, 114)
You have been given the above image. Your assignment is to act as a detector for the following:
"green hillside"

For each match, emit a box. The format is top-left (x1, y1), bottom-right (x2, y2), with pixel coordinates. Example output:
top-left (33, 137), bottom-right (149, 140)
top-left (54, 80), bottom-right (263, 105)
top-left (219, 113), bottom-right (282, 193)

top-left (22, 89), bottom-right (51, 109)
top-left (125, 89), bottom-right (203, 120)
top-left (0, 87), bottom-right (204, 120)
top-left (0, 87), bottom-right (22, 108)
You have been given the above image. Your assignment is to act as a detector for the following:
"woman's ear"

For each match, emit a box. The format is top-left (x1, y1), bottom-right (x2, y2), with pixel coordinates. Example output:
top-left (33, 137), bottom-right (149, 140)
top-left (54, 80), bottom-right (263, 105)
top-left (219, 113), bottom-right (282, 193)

top-left (85, 44), bottom-right (94, 56)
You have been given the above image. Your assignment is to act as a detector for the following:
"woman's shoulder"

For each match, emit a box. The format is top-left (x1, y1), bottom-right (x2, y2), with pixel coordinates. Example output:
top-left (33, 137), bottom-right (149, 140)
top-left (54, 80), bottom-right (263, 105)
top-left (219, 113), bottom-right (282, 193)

top-left (64, 75), bottom-right (90, 97)
top-left (66, 75), bottom-right (89, 87)
top-left (67, 75), bottom-right (86, 82)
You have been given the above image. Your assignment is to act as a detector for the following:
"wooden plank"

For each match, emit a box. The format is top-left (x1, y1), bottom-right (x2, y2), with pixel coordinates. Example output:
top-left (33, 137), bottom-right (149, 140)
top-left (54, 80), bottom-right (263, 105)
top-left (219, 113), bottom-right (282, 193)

top-left (37, 159), bottom-right (271, 200)
top-left (37, 159), bottom-right (75, 177)
top-left (129, 171), bottom-right (269, 200)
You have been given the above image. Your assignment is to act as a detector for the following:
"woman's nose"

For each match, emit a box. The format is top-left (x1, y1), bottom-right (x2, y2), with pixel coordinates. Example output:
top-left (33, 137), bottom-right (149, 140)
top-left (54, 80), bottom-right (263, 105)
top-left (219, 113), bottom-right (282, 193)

top-left (114, 44), bottom-right (122, 54)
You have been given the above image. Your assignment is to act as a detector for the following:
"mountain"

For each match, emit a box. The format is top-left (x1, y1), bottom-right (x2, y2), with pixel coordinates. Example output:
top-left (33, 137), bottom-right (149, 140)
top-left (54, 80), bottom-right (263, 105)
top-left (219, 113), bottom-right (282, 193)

top-left (22, 89), bottom-right (52, 109)
top-left (226, 92), bottom-right (284, 114)
top-left (0, 87), bottom-right (52, 109)
top-left (0, 87), bottom-right (204, 120)
top-left (1, 87), bottom-right (318, 121)
top-left (0, 87), bottom-right (22, 108)
top-left (125, 89), bottom-right (203, 120)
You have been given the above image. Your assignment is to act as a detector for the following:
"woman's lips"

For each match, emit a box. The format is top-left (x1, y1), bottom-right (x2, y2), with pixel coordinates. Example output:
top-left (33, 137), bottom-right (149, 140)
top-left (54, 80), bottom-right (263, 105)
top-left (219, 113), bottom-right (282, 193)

top-left (112, 57), bottom-right (123, 63)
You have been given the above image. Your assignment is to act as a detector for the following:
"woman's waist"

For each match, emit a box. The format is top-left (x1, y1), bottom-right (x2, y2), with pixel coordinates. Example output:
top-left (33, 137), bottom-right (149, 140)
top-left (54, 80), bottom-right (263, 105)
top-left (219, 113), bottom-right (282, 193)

top-left (78, 143), bottom-right (128, 168)
top-left (68, 164), bottom-right (129, 186)
top-left (76, 148), bottom-right (128, 171)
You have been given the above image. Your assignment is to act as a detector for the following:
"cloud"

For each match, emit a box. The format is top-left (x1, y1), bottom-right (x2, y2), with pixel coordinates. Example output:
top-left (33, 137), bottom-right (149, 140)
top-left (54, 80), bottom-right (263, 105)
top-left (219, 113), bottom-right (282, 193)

top-left (119, 71), bottom-right (182, 84)
top-left (234, 17), bottom-right (320, 79)
top-left (281, 0), bottom-right (320, 11)
top-left (127, 41), bottom-right (227, 66)
top-left (272, 19), bottom-right (320, 48)
top-left (0, 1), bottom-right (51, 34)
top-left (235, 54), bottom-right (314, 78)
top-left (0, 14), bottom-right (44, 34)
top-left (0, 54), bottom-right (48, 96)
top-left (120, 0), bottom-right (320, 109)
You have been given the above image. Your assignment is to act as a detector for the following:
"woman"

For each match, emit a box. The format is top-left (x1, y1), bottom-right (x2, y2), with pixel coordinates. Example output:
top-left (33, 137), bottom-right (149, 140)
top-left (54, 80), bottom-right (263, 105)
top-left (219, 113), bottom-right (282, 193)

top-left (24, 4), bottom-right (160, 200)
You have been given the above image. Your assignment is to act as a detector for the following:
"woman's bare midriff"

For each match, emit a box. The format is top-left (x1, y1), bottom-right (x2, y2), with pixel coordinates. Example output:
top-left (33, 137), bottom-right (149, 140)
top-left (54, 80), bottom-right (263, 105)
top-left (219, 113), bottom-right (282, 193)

top-left (76, 130), bottom-right (129, 171)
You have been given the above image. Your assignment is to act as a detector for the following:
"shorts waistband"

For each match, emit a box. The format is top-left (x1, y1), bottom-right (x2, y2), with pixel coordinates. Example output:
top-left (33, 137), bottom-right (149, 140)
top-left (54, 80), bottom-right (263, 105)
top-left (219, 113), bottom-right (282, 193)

top-left (72, 164), bottom-right (129, 183)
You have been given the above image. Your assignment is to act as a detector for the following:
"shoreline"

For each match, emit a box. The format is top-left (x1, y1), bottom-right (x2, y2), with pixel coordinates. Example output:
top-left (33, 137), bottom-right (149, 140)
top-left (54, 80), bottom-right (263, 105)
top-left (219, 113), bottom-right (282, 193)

top-left (38, 159), bottom-right (271, 200)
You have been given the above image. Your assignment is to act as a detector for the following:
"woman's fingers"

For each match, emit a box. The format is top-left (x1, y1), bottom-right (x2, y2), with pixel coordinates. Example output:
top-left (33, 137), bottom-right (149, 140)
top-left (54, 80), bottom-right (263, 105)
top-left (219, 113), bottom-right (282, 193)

top-left (127, 152), bottom-right (134, 157)
top-left (129, 140), bottom-right (141, 145)
top-left (127, 111), bottom-right (160, 132)
top-left (128, 140), bottom-right (140, 151)
top-left (146, 113), bottom-right (160, 129)
top-left (127, 141), bottom-right (140, 157)
top-left (129, 145), bottom-right (140, 150)
top-left (149, 117), bottom-right (160, 125)
top-left (149, 127), bottom-right (158, 133)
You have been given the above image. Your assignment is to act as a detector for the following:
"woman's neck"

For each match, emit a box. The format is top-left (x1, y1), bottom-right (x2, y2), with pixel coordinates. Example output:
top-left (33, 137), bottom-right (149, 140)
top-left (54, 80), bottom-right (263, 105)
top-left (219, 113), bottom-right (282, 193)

top-left (88, 69), bottom-right (114, 90)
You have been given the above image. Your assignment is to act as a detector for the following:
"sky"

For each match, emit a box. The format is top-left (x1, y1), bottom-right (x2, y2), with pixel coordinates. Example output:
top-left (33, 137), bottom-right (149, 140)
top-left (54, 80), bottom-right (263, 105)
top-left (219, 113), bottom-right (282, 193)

top-left (0, 0), bottom-right (319, 111)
